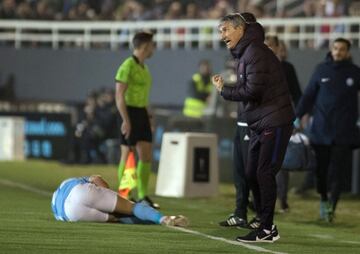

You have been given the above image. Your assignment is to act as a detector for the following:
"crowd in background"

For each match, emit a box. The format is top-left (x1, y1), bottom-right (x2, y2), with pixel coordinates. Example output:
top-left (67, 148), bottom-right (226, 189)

top-left (0, 73), bottom-right (16, 101)
top-left (71, 87), bottom-right (119, 164)
top-left (0, 0), bottom-right (360, 21)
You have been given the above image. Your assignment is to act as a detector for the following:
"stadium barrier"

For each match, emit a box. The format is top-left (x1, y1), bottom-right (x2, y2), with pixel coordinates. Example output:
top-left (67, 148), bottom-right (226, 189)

top-left (0, 17), bottom-right (359, 50)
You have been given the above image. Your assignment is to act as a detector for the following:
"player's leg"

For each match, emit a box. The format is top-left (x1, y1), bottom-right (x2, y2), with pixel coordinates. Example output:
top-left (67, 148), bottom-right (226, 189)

top-left (112, 188), bottom-right (187, 226)
top-left (69, 182), bottom-right (187, 226)
top-left (64, 183), bottom-right (112, 222)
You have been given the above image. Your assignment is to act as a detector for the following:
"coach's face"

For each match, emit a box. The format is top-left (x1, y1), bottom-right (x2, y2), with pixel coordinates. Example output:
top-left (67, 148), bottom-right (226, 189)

top-left (331, 42), bottom-right (349, 62)
top-left (219, 21), bottom-right (244, 49)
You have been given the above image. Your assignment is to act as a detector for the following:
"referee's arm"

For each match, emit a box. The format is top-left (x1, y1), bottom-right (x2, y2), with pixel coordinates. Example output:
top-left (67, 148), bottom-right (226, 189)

top-left (115, 81), bottom-right (131, 138)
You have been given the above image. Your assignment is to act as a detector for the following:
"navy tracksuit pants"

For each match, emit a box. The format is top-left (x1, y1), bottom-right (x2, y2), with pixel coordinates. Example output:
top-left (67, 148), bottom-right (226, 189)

top-left (246, 124), bottom-right (293, 230)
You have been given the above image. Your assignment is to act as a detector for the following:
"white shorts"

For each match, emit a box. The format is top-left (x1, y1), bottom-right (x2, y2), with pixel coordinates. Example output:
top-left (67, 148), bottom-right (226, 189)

top-left (64, 183), bottom-right (117, 222)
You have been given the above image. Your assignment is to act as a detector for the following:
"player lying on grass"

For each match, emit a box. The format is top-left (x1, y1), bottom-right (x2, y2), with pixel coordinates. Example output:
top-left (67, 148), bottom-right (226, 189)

top-left (51, 175), bottom-right (188, 226)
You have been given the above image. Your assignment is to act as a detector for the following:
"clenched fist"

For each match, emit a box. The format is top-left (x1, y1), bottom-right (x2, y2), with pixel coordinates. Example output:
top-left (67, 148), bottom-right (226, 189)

top-left (212, 74), bottom-right (224, 92)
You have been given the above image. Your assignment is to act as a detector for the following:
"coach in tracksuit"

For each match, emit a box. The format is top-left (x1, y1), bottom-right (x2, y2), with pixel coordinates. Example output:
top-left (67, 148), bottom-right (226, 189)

top-left (295, 38), bottom-right (360, 222)
top-left (213, 12), bottom-right (294, 243)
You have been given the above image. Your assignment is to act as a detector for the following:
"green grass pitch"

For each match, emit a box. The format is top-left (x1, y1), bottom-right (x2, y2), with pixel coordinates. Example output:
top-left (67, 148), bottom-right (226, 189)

top-left (0, 160), bottom-right (360, 254)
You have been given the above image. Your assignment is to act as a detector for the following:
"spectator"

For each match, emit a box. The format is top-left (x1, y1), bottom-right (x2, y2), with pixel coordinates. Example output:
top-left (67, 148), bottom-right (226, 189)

top-left (266, 36), bottom-right (302, 106)
top-left (34, 0), bottom-right (54, 20)
top-left (74, 92), bottom-right (106, 164)
top-left (76, 1), bottom-right (96, 20)
top-left (0, 0), bottom-right (16, 19)
top-left (114, 0), bottom-right (144, 21)
top-left (164, 1), bottom-right (183, 20)
top-left (0, 0), bottom-right (357, 22)
top-left (98, 0), bottom-right (115, 20)
top-left (295, 38), bottom-right (360, 222)
top-left (0, 73), bottom-right (16, 101)
top-left (95, 88), bottom-right (118, 140)
top-left (184, 2), bottom-right (202, 19)
top-left (16, 2), bottom-right (34, 20)
top-left (141, 0), bottom-right (169, 20)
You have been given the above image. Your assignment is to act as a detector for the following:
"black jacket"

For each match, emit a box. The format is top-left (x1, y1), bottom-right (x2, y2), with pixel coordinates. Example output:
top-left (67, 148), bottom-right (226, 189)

top-left (281, 60), bottom-right (302, 106)
top-left (221, 22), bottom-right (295, 130)
top-left (296, 53), bottom-right (360, 146)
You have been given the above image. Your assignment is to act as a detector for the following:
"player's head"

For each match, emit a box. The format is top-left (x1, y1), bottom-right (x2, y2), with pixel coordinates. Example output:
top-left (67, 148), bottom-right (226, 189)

top-left (331, 37), bottom-right (351, 62)
top-left (265, 34), bottom-right (279, 54)
top-left (132, 31), bottom-right (155, 58)
top-left (218, 12), bottom-right (256, 49)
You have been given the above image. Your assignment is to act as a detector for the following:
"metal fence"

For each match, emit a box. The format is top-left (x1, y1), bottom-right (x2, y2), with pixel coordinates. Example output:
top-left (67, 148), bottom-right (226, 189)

top-left (0, 17), bottom-right (359, 50)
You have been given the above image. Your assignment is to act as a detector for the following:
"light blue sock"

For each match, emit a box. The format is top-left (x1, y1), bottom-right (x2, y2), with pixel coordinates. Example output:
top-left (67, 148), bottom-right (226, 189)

top-left (133, 201), bottom-right (163, 224)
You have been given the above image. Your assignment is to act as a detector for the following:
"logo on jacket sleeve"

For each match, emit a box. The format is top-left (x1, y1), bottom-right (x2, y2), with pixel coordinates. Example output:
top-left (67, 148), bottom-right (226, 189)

top-left (346, 77), bottom-right (354, 87)
top-left (321, 77), bottom-right (330, 83)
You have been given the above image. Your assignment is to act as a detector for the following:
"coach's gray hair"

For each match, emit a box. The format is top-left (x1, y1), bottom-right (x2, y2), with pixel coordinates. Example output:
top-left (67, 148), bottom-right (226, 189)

top-left (219, 13), bottom-right (244, 28)
top-left (219, 12), bottom-right (257, 28)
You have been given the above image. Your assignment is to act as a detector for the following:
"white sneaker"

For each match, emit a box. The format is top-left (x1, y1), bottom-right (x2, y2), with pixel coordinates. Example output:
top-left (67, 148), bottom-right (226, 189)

top-left (161, 215), bottom-right (189, 227)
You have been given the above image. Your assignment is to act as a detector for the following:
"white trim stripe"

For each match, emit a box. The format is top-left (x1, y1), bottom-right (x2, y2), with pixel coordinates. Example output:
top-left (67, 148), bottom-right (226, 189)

top-left (237, 122), bottom-right (248, 127)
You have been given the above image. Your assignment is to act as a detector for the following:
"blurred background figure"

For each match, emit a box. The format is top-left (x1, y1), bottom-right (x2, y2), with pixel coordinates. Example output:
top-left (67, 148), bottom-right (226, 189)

top-left (295, 38), bottom-right (360, 222)
top-left (218, 57), bottom-right (256, 229)
top-left (265, 35), bottom-right (303, 213)
top-left (183, 59), bottom-right (213, 118)
top-left (72, 88), bottom-right (118, 164)
top-left (0, 73), bottom-right (16, 101)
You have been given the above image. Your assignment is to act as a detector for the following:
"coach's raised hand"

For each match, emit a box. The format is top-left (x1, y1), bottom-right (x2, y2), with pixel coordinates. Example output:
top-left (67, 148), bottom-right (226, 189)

top-left (212, 74), bottom-right (224, 92)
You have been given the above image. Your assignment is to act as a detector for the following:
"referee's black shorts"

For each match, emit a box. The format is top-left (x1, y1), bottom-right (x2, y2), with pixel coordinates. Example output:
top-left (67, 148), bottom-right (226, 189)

top-left (119, 106), bottom-right (152, 146)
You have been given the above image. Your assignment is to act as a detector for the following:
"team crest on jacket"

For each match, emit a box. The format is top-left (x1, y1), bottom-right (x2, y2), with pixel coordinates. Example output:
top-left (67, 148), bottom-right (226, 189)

top-left (346, 77), bottom-right (354, 87)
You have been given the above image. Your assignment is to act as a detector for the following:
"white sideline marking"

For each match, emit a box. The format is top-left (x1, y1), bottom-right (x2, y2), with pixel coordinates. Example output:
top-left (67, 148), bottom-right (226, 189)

top-left (310, 234), bottom-right (360, 245)
top-left (340, 241), bottom-right (360, 245)
top-left (172, 227), bottom-right (288, 254)
top-left (309, 234), bottom-right (333, 239)
top-left (0, 179), bottom-right (52, 197)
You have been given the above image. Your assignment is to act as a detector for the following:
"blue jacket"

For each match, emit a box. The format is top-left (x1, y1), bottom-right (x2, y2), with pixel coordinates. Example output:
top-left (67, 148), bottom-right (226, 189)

top-left (296, 53), bottom-right (360, 146)
top-left (221, 22), bottom-right (295, 130)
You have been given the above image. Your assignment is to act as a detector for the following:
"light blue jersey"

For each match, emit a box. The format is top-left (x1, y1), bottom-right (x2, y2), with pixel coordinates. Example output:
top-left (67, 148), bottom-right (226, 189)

top-left (51, 177), bottom-right (90, 221)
